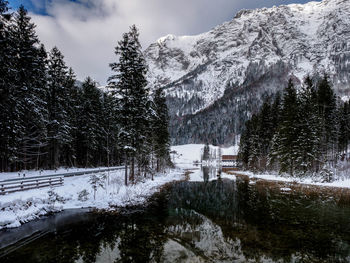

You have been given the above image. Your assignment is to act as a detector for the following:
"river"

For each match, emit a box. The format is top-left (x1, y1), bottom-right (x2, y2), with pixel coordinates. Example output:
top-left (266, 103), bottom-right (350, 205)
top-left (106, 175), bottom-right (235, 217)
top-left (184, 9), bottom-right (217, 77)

top-left (1, 167), bottom-right (350, 262)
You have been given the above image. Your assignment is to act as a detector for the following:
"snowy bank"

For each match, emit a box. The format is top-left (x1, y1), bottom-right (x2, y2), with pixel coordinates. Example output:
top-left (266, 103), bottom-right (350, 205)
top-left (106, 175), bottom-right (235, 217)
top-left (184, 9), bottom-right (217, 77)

top-left (0, 168), bottom-right (184, 230)
top-left (234, 170), bottom-right (350, 189)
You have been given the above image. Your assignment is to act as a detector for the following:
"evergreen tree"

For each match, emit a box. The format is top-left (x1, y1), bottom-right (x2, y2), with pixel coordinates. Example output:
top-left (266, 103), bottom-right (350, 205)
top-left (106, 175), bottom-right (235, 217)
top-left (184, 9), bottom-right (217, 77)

top-left (0, 0), bottom-right (8, 14)
top-left (61, 67), bottom-right (80, 167)
top-left (270, 79), bottom-right (299, 176)
top-left (152, 88), bottom-right (171, 171)
top-left (0, 0), bottom-right (14, 171)
top-left (295, 76), bottom-right (322, 174)
top-left (47, 47), bottom-right (71, 168)
top-left (238, 119), bottom-right (252, 168)
top-left (108, 25), bottom-right (149, 184)
top-left (100, 92), bottom-right (119, 168)
top-left (339, 100), bottom-right (350, 157)
top-left (202, 143), bottom-right (210, 161)
top-left (317, 75), bottom-right (339, 164)
top-left (12, 6), bottom-right (48, 170)
top-left (79, 77), bottom-right (103, 166)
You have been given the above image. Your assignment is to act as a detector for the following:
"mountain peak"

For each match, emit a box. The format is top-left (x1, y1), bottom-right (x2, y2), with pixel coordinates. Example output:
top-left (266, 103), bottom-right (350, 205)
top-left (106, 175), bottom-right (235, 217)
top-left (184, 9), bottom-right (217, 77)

top-left (145, 0), bottom-right (350, 144)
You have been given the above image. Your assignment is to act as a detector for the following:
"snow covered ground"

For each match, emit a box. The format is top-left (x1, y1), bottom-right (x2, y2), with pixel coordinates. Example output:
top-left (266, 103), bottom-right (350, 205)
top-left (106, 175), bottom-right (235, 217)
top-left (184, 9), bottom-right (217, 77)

top-left (235, 170), bottom-right (350, 189)
top-left (0, 168), bottom-right (184, 230)
top-left (0, 143), bottom-right (236, 230)
top-left (171, 143), bottom-right (238, 168)
top-left (3, 143), bottom-right (347, 230)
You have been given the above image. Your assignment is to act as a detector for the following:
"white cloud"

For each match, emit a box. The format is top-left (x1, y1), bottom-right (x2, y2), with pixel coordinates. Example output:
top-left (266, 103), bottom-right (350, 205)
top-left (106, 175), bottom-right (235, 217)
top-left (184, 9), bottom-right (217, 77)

top-left (29, 0), bottom-right (312, 84)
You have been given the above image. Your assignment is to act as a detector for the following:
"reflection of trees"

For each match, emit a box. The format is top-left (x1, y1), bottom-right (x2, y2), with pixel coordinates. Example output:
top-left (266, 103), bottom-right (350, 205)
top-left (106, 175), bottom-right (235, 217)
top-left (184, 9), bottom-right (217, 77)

top-left (116, 195), bottom-right (168, 263)
top-left (3, 194), bottom-right (169, 263)
top-left (5, 180), bottom-right (350, 263)
top-left (168, 179), bottom-right (350, 262)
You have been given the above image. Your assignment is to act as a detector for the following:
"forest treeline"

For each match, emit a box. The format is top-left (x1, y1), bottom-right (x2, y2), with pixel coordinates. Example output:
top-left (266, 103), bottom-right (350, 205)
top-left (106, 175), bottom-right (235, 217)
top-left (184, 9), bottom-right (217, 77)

top-left (238, 76), bottom-right (350, 180)
top-left (0, 2), bottom-right (171, 181)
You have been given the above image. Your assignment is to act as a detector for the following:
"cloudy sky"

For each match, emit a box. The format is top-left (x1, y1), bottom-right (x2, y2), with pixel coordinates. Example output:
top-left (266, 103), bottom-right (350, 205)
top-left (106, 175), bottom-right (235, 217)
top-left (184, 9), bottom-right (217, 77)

top-left (8, 0), bottom-right (316, 84)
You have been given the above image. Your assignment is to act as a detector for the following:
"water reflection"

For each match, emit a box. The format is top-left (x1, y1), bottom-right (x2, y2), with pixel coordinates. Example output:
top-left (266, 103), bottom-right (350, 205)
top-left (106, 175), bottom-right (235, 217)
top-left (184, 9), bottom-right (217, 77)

top-left (2, 179), bottom-right (350, 262)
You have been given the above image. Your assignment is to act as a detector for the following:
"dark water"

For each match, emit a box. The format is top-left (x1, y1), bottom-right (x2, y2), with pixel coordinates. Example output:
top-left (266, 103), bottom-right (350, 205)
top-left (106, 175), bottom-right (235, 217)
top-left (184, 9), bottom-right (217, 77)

top-left (2, 177), bottom-right (350, 262)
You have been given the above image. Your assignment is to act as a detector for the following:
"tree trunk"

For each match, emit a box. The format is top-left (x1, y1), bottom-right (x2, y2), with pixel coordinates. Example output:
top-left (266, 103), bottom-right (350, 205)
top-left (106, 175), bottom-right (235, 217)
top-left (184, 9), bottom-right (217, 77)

top-left (124, 153), bottom-right (128, 186)
top-left (130, 157), bottom-right (135, 183)
top-left (156, 159), bottom-right (160, 173)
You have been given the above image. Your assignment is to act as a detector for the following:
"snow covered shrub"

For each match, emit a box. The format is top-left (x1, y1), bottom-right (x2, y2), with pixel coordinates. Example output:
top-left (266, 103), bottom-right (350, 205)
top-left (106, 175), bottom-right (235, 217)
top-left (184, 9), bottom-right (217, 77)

top-left (77, 189), bottom-right (89, 202)
top-left (89, 173), bottom-right (106, 200)
top-left (320, 166), bottom-right (334, 183)
top-left (47, 188), bottom-right (65, 208)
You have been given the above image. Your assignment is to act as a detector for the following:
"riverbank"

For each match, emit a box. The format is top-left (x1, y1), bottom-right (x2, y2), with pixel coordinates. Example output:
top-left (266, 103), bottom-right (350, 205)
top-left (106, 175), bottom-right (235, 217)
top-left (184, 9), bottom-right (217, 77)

top-left (229, 170), bottom-right (350, 189)
top-left (227, 170), bottom-right (350, 203)
top-left (0, 168), bottom-right (185, 230)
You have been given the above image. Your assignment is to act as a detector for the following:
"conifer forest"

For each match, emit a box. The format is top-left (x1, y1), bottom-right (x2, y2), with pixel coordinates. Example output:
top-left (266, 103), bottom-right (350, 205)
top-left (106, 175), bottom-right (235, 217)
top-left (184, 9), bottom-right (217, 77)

top-left (239, 76), bottom-right (350, 180)
top-left (0, 4), bottom-right (171, 180)
top-left (2, 0), bottom-right (350, 262)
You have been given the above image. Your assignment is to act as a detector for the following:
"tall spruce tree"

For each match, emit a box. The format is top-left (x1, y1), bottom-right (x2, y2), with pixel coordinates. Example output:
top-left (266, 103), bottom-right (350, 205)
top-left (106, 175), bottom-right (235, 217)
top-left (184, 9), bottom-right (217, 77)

top-left (295, 76), bottom-right (322, 174)
top-left (61, 67), bottom-right (80, 167)
top-left (12, 6), bottom-right (48, 170)
top-left (80, 77), bottom-right (103, 166)
top-left (152, 88), bottom-right (171, 172)
top-left (108, 25), bottom-right (149, 184)
top-left (0, 0), bottom-right (14, 171)
top-left (238, 119), bottom-right (252, 168)
top-left (47, 47), bottom-right (71, 168)
top-left (317, 75), bottom-right (339, 164)
top-left (339, 100), bottom-right (350, 157)
top-left (270, 79), bottom-right (299, 176)
top-left (101, 92), bottom-right (119, 168)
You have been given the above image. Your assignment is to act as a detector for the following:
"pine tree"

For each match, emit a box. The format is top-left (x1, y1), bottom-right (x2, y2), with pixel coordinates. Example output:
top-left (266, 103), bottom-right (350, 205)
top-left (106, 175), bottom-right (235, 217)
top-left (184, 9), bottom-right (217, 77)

top-left (100, 92), bottom-right (119, 168)
top-left (0, 0), bottom-right (14, 171)
top-left (238, 119), bottom-right (252, 169)
top-left (0, 0), bottom-right (8, 13)
top-left (80, 77), bottom-right (103, 166)
top-left (61, 67), bottom-right (80, 167)
top-left (270, 79), bottom-right (299, 176)
top-left (47, 47), bottom-right (71, 168)
top-left (317, 75), bottom-right (339, 165)
top-left (152, 88), bottom-right (171, 171)
top-left (295, 76), bottom-right (322, 174)
top-left (12, 6), bottom-right (48, 170)
top-left (339, 100), bottom-right (350, 158)
top-left (202, 143), bottom-right (210, 161)
top-left (108, 25), bottom-right (149, 184)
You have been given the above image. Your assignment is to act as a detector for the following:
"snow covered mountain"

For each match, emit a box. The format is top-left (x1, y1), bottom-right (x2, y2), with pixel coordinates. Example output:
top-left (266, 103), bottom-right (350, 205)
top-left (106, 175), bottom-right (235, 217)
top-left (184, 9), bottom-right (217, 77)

top-left (144, 0), bottom-right (350, 145)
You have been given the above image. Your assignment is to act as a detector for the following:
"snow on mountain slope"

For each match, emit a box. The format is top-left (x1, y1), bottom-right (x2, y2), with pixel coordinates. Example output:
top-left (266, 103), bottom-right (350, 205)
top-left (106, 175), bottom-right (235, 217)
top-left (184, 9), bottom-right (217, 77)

top-left (145, 0), bottom-right (350, 118)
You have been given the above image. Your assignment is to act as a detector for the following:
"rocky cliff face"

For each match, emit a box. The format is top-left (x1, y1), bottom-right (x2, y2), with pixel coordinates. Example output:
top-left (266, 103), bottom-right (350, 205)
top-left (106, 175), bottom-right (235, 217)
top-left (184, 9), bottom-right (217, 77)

top-left (145, 0), bottom-right (350, 145)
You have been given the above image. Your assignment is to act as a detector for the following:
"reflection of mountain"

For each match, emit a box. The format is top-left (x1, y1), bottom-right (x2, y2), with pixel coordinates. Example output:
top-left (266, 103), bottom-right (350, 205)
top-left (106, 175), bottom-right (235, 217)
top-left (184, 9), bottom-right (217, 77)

top-left (3, 179), bottom-right (350, 262)
top-left (163, 209), bottom-right (244, 262)
top-left (167, 179), bottom-right (350, 262)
